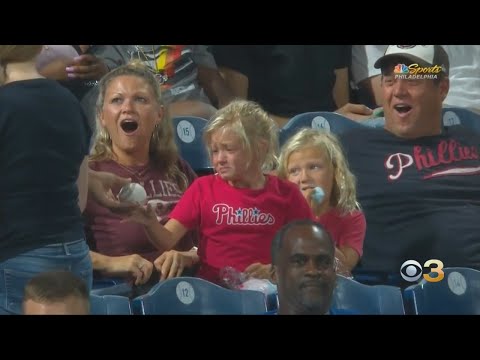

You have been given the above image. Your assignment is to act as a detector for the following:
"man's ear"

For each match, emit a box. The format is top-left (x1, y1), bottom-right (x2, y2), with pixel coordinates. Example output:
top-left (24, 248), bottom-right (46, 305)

top-left (270, 265), bottom-right (278, 285)
top-left (439, 77), bottom-right (450, 102)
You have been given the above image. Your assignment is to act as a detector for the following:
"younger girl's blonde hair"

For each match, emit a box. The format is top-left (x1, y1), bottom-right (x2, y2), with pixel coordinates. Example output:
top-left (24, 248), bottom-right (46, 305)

top-left (90, 60), bottom-right (189, 191)
top-left (203, 100), bottom-right (279, 172)
top-left (277, 128), bottom-right (360, 214)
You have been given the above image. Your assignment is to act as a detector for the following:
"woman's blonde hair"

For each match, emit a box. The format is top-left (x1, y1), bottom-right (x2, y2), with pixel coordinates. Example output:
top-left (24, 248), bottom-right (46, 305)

top-left (277, 128), bottom-right (360, 214)
top-left (0, 45), bottom-right (43, 84)
top-left (90, 60), bottom-right (189, 191)
top-left (203, 100), bottom-right (279, 172)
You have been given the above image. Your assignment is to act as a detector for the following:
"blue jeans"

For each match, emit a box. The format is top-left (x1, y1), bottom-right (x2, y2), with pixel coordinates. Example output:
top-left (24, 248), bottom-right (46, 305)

top-left (0, 239), bottom-right (92, 315)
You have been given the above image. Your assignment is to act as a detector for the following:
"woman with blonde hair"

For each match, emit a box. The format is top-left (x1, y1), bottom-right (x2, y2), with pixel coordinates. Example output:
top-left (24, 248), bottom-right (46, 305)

top-left (125, 100), bottom-right (312, 285)
top-left (0, 45), bottom-right (92, 314)
top-left (84, 61), bottom-right (199, 289)
top-left (277, 128), bottom-right (366, 274)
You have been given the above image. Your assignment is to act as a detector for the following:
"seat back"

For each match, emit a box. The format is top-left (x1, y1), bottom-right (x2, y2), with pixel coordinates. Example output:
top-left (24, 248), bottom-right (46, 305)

top-left (131, 277), bottom-right (268, 315)
top-left (90, 294), bottom-right (133, 315)
top-left (331, 275), bottom-right (405, 314)
top-left (91, 282), bottom-right (133, 297)
top-left (92, 277), bottom-right (126, 290)
top-left (335, 107), bottom-right (480, 132)
top-left (442, 107), bottom-right (480, 133)
top-left (279, 112), bottom-right (364, 147)
top-left (403, 267), bottom-right (480, 314)
top-left (172, 116), bottom-right (213, 175)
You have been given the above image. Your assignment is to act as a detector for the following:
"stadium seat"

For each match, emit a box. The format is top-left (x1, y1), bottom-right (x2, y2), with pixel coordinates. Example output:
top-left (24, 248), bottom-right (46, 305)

top-left (92, 277), bottom-right (125, 290)
top-left (442, 107), bottom-right (480, 133)
top-left (90, 294), bottom-right (133, 315)
top-left (91, 282), bottom-right (133, 297)
top-left (359, 107), bottom-right (480, 133)
top-left (172, 116), bottom-right (213, 176)
top-left (403, 267), bottom-right (480, 315)
top-left (331, 275), bottom-right (405, 314)
top-left (351, 269), bottom-right (405, 288)
top-left (279, 112), bottom-right (364, 147)
top-left (131, 277), bottom-right (268, 315)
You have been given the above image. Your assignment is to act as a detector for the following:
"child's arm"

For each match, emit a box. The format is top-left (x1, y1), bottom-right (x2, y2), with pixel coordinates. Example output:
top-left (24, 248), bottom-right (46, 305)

top-left (337, 246), bottom-right (360, 272)
top-left (125, 204), bottom-right (189, 252)
top-left (145, 219), bottom-right (189, 253)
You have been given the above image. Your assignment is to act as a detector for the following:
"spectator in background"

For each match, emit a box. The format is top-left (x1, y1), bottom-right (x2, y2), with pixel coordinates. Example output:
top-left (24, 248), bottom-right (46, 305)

top-left (36, 45), bottom-right (110, 133)
top-left (212, 45), bottom-right (373, 128)
top-left (352, 45), bottom-right (480, 113)
top-left (123, 100), bottom-right (313, 286)
top-left (91, 45), bottom-right (234, 119)
top-left (0, 45), bottom-right (92, 315)
top-left (84, 61), bottom-right (199, 289)
top-left (270, 219), bottom-right (338, 315)
top-left (37, 45), bottom-right (108, 101)
top-left (23, 271), bottom-right (90, 315)
top-left (341, 45), bottom-right (480, 280)
top-left (277, 129), bottom-right (365, 275)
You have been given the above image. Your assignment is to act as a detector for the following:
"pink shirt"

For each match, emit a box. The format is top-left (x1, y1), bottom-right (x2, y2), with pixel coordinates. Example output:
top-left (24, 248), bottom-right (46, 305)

top-left (170, 174), bottom-right (313, 283)
top-left (84, 159), bottom-right (197, 262)
top-left (315, 209), bottom-right (366, 256)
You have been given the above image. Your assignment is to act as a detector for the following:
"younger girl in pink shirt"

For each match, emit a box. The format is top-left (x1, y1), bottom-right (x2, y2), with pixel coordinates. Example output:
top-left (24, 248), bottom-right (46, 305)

top-left (278, 128), bottom-right (366, 275)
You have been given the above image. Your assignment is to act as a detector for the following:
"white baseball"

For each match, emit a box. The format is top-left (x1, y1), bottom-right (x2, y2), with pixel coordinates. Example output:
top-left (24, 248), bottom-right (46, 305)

top-left (118, 183), bottom-right (147, 204)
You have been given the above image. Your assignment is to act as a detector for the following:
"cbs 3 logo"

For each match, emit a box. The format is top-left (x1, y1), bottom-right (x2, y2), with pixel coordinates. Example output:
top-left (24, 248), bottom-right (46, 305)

top-left (400, 259), bottom-right (444, 282)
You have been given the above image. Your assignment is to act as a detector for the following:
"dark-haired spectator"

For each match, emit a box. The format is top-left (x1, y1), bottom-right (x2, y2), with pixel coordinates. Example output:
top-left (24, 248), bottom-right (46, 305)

top-left (23, 271), bottom-right (89, 315)
top-left (270, 219), bottom-right (337, 315)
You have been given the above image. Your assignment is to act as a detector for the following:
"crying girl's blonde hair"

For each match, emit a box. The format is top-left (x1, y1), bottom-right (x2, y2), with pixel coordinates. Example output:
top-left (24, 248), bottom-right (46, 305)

top-left (203, 100), bottom-right (279, 172)
top-left (278, 128), bottom-right (360, 214)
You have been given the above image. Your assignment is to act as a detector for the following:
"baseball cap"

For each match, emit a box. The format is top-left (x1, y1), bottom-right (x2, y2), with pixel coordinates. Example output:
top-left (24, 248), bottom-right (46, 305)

top-left (374, 45), bottom-right (449, 75)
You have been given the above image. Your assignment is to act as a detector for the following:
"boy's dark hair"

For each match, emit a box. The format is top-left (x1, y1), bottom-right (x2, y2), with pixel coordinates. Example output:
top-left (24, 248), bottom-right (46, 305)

top-left (23, 271), bottom-right (89, 310)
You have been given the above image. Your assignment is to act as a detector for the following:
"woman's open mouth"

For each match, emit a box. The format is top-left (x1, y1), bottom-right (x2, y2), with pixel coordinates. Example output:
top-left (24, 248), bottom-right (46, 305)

top-left (120, 119), bottom-right (139, 134)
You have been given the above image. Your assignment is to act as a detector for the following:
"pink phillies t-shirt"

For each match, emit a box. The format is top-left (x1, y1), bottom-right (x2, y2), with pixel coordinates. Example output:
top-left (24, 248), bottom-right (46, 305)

top-left (315, 208), bottom-right (366, 257)
top-left (84, 159), bottom-right (197, 262)
top-left (169, 174), bottom-right (313, 284)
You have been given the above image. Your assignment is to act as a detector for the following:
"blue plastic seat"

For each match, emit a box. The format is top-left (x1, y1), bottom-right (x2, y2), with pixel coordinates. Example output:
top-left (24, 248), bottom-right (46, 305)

top-left (351, 269), bottom-right (404, 287)
top-left (131, 277), bottom-right (268, 315)
top-left (172, 116), bottom-right (213, 176)
top-left (92, 277), bottom-right (126, 290)
top-left (90, 294), bottom-right (133, 315)
top-left (360, 107), bottom-right (480, 132)
top-left (331, 275), bottom-right (405, 314)
top-left (442, 107), bottom-right (480, 133)
top-left (279, 112), bottom-right (363, 147)
top-left (90, 282), bottom-right (133, 297)
top-left (403, 267), bottom-right (480, 315)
